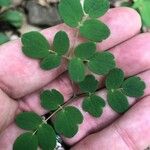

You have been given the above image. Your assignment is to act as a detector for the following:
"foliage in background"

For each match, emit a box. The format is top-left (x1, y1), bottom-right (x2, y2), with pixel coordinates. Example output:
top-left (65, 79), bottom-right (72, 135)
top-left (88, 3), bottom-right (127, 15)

top-left (12, 0), bottom-right (146, 150)
top-left (122, 0), bottom-right (150, 27)
top-left (0, 0), bottom-right (23, 45)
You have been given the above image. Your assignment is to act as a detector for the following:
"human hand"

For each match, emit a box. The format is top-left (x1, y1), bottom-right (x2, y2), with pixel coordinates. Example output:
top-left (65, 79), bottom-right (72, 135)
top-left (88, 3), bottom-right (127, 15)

top-left (0, 7), bottom-right (150, 150)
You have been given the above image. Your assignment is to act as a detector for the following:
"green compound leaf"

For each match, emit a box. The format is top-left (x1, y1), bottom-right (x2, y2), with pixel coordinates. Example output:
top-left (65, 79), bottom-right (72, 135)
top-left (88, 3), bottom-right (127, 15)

top-left (0, 10), bottom-right (23, 28)
top-left (107, 90), bottom-right (129, 114)
top-left (106, 68), bottom-right (124, 90)
top-left (53, 31), bottom-right (70, 55)
top-left (0, 0), bottom-right (11, 6)
top-left (84, 0), bottom-right (109, 18)
top-left (15, 112), bottom-right (42, 130)
top-left (22, 31), bottom-right (50, 59)
top-left (54, 106), bottom-right (83, 138)
top-left (122, 76), bottom-right (146, 98)
top-left (40, 54), bottom-right (61, 70)
top-left (88, 52), bottom-right (116, 75)
top-left (79, 75), bottom-right (99, 93)
top-left (40, 89), bottom-right (64, 111)
top-left (37, 124), bottom-right (56, 150)
top-left (0, 33), bottom-right (9, 45)
top-left (68, 57), bottom-right (85, 82)
top-left (58, 0), bottom-right (84, 27)
top-left (79, 19), bottom-right (110, 42)
top-left (74, 42), bottom-right (96, 60)
top-left (82, 94), bottom-right (105, 117)
top-left (13, 132), bottom-right (38, 150)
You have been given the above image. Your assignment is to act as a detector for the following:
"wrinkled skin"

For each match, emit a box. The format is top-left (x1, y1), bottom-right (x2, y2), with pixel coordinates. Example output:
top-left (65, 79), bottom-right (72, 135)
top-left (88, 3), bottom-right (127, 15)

top-left (0, 7), bottom-right (150, 150)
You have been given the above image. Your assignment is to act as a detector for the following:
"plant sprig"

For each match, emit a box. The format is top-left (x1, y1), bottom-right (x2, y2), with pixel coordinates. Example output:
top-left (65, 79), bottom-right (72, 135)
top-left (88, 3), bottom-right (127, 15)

top-left (14, 91), bottom-right (83, 150)
top-left (13, 0), bottom-right (146, 150)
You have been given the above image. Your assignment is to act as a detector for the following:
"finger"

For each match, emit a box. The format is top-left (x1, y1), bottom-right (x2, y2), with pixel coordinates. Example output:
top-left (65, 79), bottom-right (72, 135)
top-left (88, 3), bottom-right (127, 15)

top-left (71, 95), bottom-right (150, 150)
top-left (99, 7), bottom-right (141, 50)
top-left (21, 32), bottom-right (150, 116)
top-left (0, 89), bottom-right (18, 133)
top-left (19, 73), bottom-right (73, 115)
top-left (0, 123), bottom-right (23, 150)
top-left (0, 7), bottom-right (141, 99)
top-left (111, 33), bottom-right (150, 76)
top-left (43, 7), bottom-right (141, 51)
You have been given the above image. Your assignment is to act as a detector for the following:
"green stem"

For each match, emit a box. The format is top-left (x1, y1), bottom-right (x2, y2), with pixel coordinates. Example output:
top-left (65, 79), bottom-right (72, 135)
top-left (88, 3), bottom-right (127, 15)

top-left (48, 49), bottom-right (56, 54)
top-left (32, 95), bottom-right (81, 136)
top-left (49, 49), bottom-right (71, 60)
top-left (32, 13), bottom-right (94, 136)
top-left (68, 14), bottom-right (89, 58)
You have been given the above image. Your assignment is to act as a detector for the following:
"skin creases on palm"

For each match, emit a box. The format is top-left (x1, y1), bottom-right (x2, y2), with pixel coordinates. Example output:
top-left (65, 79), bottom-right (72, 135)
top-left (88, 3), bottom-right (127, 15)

top-left (0, 7), bottom-right (150, 150)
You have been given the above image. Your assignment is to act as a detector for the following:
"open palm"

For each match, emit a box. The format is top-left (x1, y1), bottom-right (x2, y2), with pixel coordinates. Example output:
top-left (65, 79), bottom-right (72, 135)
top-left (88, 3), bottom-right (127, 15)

top-left (0, 7), bottom-right (150, 150)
